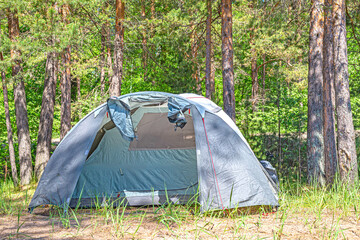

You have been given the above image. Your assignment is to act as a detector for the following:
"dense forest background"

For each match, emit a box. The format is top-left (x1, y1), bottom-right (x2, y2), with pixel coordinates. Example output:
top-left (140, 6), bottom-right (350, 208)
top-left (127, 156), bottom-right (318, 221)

top-left (0, 0), bottom-right (359, 183)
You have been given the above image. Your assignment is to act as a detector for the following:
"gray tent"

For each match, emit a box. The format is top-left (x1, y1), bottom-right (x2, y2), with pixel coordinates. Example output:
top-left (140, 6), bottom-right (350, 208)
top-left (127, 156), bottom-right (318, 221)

top-left (29, 92), bottom-right (279, 211)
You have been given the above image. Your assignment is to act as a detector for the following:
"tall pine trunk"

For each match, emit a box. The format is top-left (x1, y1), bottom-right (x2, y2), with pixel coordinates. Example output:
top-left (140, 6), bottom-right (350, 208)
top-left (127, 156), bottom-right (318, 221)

top-left (8, 9), bottom-right (33, 185)
top-left (111, 0), bottom-right (125, 97)
top-left (149, 0), bottom-right (156, 86)
top-left (141, 0), bottom-right (148, 82)
top-left (261, 54), bottom-right (266, 112)
top-left (151, 0), bottom-right (155, 35)
top-left (333, 0), bottom-right (358, 183)
top-left (221, 0), bottom-right (235, 122)
top-left (100, 24), bottom-right (106, 95)
top-left (323, 0), bottom-right (337, 185)
top-left (205, 0), bottom-right (215, 100)
top-left (307, 0), bottom-right (325, 186)
top-left (35, 52), bottom-right (58, 180)
top-left (60, 46), bottom-right (71, 140)
top-left (1, 51), bottom-right (18, 186)
top-left (106, 21), bottom-right (113, 88)
top-left (190, 21), bottom-right (201, 94)
top-left (60, 5), bottom-right (72, 140)
top-left (77, 77), bottom-right (81, 100)
top-left (251, 49), bottom-right (258, 112)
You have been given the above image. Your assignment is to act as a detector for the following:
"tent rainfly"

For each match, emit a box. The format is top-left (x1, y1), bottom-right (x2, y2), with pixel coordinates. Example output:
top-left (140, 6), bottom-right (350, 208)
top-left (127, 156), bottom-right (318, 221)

top-left (29, 92), bottom-right (279, 211)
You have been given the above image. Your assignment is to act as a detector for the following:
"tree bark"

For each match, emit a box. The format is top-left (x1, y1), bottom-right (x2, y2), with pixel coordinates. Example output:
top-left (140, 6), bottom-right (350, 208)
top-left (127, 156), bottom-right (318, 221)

top-left (8, 9), bottom-right (33, 185)
top-left (106, 21), bottom-right (113, 88)
top-left (307, 0), bottom-right (325, 186)
top-left (77, 77), bottom-right (81, 100)
top-left (149, 0), bottom-right (156, 86)
top-left (205, 0), bottom-right (215, 100)
top-left (221, 0), bottom-right (235, 122)
top-left (60, 4), bottom-right (72, 140)
top-left (0, 51), bottom-right (18, 186)
top-left (151, 0), bottom-right (155, 37)
top-left (251, 49), bottom-right (258, 112)
top-left (141, 0), bottom-right (148, 82)
top-left (323, 0), bottom-right (337, 185)
top-left (190, 21), bottom-right (201, 95)
top-left (35, 52), bottom-right (58, 180)
top-left (100, 24), bottom-right (106, 95)
top-left (262, 54), bottom-right (266, 112)
top-left (278, 82), bottom-right (282, 172)
top-left (4, 160), bottom-right (8, 180)
top-left (111, 0), bottom-right (125, 97)
top-left (60, 46), bottom-right (71, 140)
top-left (333, 0), bottom-right (358, 183)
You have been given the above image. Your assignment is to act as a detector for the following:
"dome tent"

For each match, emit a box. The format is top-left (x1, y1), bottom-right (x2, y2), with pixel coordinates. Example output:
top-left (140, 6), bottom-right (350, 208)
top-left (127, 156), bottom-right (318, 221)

top-left (29, 92), bottom-right (279, 212)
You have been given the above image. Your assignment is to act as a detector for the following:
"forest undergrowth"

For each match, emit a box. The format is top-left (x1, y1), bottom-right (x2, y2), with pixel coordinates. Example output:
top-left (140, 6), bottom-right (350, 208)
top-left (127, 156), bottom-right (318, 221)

top-left (0, 178), bottom-right (359, 239)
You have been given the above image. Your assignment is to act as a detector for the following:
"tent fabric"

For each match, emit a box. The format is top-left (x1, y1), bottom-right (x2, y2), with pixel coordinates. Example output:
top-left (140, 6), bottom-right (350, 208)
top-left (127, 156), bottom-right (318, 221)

top-left (193, 110), bottom-right (278, 210)
top-left (167, 97), bottom-right (192, 129)
top-left (260, 160), bottom-right (280, 188)
top-left (72, 127), bottom-right (197, 200)
top-left (69, 189), bottom-right (197, 208)
top-left (179, 93), bottom-right (222, 114)
top-left (30, 105), bottom-right (107, 207)
top-left (29, 91), bottom-right (279, 211)
top-left (107, 98), bottom-right (135, 141)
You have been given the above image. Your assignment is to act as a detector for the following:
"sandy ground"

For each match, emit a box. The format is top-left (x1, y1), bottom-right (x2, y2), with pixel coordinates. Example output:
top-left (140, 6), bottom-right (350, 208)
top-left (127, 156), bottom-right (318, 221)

top-left (1, 206), bottom-right (360, 239)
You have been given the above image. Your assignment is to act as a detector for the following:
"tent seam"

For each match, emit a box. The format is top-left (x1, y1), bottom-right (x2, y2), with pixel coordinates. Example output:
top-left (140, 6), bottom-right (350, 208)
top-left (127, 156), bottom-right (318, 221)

top-left (202, 117), bottom-right (224, 210)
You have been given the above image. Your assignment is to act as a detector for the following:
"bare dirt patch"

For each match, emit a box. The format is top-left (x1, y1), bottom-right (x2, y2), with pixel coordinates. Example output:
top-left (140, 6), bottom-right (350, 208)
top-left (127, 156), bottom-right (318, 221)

top-left (1, 206), bottom-right (359, 239)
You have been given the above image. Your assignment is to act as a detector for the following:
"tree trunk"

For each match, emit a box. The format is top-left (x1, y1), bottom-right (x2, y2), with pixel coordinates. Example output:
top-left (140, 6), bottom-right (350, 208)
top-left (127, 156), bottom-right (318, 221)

top-left (0, 51), bottom-right (18, 186)
top-left (262, 54), bottom-right (266, 112)
top-left (251, 49), bottom-right (258, 112)
top-left (298, 101), bottom-right (303, 180)
top-left (111, 0), bottom-right (125, 97)
top-left (8, 9), bottom-right (33, 185)
top-left (277, 75), bottom-right (282, 172)
top-left (141, 0), bottom-right (148, 82)
top-left (106, 22), bottom-right (113, 88)
top-left (333, 0), bottom-right (358, 183)
top-left (190, 21), bottom-right (201, 95)
top-left (60, 4), bottom-right (72, 140)
top-left (35, 52), bottom-right (58, 180)
top-left (100, 24), bottom-right (106, 95)
top-left (151, 0), bottom-right (155, 36)
top-left (323, 0), bottom-right (337, 185)
top-left (77, 77), bottom-right (81, 100)
top-left (149, 0), bottom-right (156, 86)
top-left (221, 0), bottom-right (235, 122)
top-left (307, 0), bottom-right (325, 186)
top-left (60, 46), bottom-right (71, 140)
top-left (205, 0), bottom-right (215, 100)
top-left (4, 160), bottom-right (8, 180)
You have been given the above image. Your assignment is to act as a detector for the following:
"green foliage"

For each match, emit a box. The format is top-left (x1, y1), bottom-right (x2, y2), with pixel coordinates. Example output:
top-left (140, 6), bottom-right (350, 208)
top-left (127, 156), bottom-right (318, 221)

top-left (0, 0), bottom-right (359, 181)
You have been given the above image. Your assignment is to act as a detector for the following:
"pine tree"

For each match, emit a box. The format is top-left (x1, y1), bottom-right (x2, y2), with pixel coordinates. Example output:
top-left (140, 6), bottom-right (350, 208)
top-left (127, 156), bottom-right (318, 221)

top-left (7, 8), bottom-right (33, 185)
top-left (333, 0), bottom-right (358, 183)
top-left (0, 49), bottom-right (18, 186)
top-left (60, 4), bottom-right (72, 140)
top-left (221, 0), bottom-right (235, 122)
top-left (111, 0), bottom-right (125, 97)
top-left (205, 0), bottom-right (215, 100)
top-left (307, 0), bottom-right (325, 186)
top-left (323, 0), bottom-right (337, 185)
top-left (35, 52), bottom-right (58, 180)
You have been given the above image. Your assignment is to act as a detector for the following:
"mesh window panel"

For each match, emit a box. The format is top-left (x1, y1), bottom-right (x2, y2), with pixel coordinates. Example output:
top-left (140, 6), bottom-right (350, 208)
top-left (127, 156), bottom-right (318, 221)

top-left (129, 112), bottom-right (196, 150)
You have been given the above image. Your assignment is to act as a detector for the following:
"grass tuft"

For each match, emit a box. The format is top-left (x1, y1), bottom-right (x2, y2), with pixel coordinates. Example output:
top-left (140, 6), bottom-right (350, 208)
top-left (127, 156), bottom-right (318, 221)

top-left (0, 178), bottom-right (359, 238)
